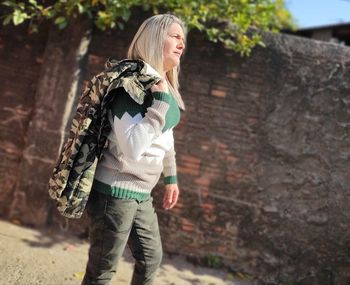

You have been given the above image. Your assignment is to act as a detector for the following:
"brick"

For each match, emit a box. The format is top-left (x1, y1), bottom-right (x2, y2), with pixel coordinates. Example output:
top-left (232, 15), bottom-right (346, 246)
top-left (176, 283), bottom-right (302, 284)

top-left (211, 89), bottom-right (227, 98)
top-left (226, 72), bottom-right (238, 79)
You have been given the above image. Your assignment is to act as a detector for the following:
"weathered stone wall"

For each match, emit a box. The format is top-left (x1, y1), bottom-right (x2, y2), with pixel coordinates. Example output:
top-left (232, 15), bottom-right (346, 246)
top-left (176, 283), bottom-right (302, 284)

top-left (0, 23), bottom-right (49, 219)
top-left (1, 13), bottom-right (350, 284)
top-left (253, 35), bottom-right (350, 284)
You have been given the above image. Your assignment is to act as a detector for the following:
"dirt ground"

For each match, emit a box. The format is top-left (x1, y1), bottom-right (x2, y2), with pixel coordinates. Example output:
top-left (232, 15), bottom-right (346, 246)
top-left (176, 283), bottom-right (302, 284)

top-left (0, 219), bottom-right (253, 285)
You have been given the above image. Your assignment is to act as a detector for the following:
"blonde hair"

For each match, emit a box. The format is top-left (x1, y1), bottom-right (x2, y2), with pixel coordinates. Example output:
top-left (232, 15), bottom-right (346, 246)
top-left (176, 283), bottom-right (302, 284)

top-left (127, 14), bottom-right (186, 110)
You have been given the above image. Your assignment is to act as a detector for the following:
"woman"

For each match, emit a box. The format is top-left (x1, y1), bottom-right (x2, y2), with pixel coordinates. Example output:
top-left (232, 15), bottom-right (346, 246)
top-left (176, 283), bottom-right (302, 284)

top-left (82, 14), bottom-right (186, 285)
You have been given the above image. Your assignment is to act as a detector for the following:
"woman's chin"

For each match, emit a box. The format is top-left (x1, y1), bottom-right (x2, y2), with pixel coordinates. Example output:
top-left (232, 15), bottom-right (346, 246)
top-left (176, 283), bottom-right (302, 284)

top-left (164, 61), bottom-right (180, 72)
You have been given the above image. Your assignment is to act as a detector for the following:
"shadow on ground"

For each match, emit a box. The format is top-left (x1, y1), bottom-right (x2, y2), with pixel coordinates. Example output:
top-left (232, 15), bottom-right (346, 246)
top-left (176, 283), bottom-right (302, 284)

top-left (0, 219), bottom-right (252, 285)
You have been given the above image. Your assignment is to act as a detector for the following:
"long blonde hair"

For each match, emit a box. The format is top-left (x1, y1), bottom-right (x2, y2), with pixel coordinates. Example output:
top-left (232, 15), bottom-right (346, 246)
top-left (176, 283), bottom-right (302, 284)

top-left (127, 14), bottom-right (186, 110)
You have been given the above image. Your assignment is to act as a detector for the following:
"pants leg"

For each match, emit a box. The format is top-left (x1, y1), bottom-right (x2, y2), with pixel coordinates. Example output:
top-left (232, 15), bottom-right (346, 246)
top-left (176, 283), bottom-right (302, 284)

top-left (82, 191), bottom-right (138, 285)
top-left (128, 197), bottom-right (163, 285)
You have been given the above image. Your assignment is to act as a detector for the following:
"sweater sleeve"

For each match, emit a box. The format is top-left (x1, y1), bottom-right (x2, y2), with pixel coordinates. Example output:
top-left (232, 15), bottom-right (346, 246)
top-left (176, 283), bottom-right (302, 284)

top-left (112, 91), bottom-right (171, 160)
top-left (162, 131), bottom-right (178, 184)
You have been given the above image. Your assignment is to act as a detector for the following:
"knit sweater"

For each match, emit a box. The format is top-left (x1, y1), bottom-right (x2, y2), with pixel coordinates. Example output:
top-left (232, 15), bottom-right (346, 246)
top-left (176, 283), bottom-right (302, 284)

top-left (93, 87), bottom-right (181, 201)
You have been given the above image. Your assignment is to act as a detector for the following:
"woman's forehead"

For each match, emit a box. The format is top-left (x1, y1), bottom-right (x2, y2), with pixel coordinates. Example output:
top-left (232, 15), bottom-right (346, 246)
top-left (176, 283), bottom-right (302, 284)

top-left (168, 23), bottom-right (185, 36)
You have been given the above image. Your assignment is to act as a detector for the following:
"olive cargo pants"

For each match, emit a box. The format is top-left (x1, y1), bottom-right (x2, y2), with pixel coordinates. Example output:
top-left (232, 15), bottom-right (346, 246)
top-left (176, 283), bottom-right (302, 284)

top-left (82, 190), bottom-right (163, 285)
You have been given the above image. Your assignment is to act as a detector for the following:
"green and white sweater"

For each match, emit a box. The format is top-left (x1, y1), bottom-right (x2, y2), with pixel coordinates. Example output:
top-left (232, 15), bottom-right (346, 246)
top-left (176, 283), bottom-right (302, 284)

top-left (93, 87), bottom-right (181, 201)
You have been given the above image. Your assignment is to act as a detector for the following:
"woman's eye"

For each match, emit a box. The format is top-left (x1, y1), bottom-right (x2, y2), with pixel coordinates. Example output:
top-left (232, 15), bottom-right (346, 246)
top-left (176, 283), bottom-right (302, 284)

top-left (169, 34), bottom-right (185, 46)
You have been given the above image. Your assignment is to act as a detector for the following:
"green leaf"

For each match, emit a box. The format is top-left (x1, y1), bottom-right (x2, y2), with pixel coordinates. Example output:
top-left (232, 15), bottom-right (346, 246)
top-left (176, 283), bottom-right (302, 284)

top-left (29, 24), bottom-right (39, 33)
top-left (2, 14), bottom-right (12, 25)
top-left (13, 9), bottom-right (28, 25)
top-left (28, 0), bottom-right (38, 8)
top-left (77, 3), bottom-right (84, 14)
top-left (42, 7), bottom-right (54, 19)
top-left (58, 21), bottom-right (68, 29)
top-left (54, 16), bottom-right (66, 25)
top-left (121, 8), bottom-right (131, 21)
top-left (18, 2), bottom-right (25, 9)
top-left (54, 16), bottom-right (68, 29)
top-left (117, 21), bottom-right (124, 29)
top-left (2, 1), bottom-right (15, 7)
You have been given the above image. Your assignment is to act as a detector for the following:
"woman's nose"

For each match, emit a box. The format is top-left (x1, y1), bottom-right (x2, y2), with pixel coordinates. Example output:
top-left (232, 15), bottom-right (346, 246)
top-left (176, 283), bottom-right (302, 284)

top-left (177, 41), bottom-right (185, 50)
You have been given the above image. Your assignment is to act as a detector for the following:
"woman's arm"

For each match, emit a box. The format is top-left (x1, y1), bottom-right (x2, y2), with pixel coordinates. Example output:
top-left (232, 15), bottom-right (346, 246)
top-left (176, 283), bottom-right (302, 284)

top-left (162, 133), bottom-right (180, 210)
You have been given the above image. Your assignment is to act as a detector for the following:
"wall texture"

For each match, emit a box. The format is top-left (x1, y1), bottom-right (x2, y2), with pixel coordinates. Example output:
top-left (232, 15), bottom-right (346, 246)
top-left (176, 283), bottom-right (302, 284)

top-left (0, 23), bottom-right (48, 220)
top-left (1, 13), bottom-right (350, 284)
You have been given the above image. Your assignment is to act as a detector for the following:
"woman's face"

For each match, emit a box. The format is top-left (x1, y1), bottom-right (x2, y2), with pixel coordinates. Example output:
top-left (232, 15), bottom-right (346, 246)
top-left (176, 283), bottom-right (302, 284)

top-left (163, 23), bottom-right (186, 72)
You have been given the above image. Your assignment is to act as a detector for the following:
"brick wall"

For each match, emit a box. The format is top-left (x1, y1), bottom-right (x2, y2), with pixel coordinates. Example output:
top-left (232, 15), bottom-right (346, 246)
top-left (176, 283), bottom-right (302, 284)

top-left (1, 13), bottom-right (350, 284)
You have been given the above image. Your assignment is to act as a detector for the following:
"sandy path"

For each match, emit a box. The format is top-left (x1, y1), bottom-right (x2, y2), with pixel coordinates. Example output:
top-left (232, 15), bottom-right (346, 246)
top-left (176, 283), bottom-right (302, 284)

top-left (0, 220), bottom-right (252, 285)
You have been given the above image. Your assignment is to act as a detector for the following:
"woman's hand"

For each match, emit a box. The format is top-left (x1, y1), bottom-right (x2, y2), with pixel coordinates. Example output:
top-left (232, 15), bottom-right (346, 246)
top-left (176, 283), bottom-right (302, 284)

top-left (163, 184), bottom-right (179, 210)
top-left (151, 78), bottom-right (169, 93)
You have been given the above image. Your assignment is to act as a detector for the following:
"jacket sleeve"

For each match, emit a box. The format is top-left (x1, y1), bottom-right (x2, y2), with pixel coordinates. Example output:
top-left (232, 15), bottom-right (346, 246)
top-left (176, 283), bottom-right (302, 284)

top-left (162, 132), bottom-right (178, 184)
top-left (112, 91), bottom-right (171, 160)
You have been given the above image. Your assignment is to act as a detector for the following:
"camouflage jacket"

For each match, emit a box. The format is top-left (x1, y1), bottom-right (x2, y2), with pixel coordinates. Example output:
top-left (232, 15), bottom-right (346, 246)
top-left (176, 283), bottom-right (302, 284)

top-left (48, 59), bottom-right (160, 219)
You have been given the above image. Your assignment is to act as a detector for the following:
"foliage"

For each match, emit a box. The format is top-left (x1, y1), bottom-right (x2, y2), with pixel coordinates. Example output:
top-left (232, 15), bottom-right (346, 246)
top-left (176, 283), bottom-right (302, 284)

top-left (205, 254), bottom-right (222, 268)
top-left (0, 0), bottom-right (295, 55)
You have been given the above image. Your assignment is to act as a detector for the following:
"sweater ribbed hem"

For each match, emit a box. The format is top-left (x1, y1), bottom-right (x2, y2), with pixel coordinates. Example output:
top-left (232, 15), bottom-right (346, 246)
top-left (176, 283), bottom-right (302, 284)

top-left (93, 179), bottom-right (151, 201)
top-left (164, 175), bottom-right (177, 184)
top-left (152, 92), bottom-right (172, 104)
